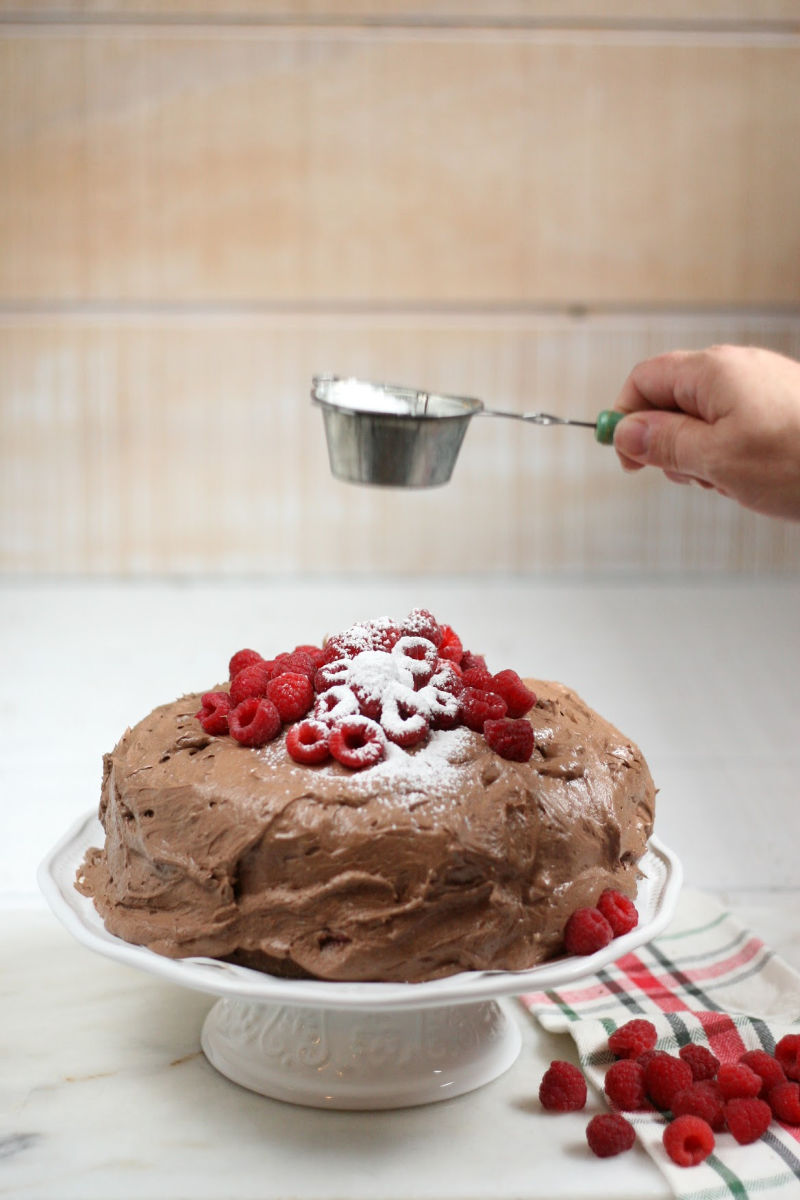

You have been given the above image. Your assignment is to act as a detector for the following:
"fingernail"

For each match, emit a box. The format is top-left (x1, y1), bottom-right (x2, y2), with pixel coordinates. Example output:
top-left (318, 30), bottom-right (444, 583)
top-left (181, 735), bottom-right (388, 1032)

top-left (614, 414), bottom-right (650, 461)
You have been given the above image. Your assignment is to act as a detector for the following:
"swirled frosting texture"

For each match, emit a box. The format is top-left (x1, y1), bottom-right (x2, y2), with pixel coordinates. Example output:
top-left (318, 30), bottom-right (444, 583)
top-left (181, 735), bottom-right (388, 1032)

top-left (76, 680), bottom-right (655, 982)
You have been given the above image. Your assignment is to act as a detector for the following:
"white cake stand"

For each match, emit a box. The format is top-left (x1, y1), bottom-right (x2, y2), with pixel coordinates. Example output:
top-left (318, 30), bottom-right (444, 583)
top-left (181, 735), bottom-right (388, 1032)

top-left (39, 812), bottom-right (682, 1111)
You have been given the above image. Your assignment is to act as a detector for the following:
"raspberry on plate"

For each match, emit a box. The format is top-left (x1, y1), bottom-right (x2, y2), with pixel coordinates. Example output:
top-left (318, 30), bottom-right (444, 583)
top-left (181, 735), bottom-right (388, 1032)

top-left (328, 715), bottom-right (387, 769)
top-left (663, 1115), bottom-right (715, 1167)
top-left (563, 907), bottom-right (614, 956)
top-left (679, 1043), bottom-right (720, 1082)
top-left (285, 718), bottom-right (331, 765)
top-left (725, 1096), bottom-right (772, 1144)
top-left (585, 1114), bottom-right (636, 1158)
top-left (776, 1033), bottom-right (800, 1082)
top-left (196, 691), bottom-right (232, 736)
top-left (608, 1019), bottom-right (658, 1060)
top-left (483, 716), bottom-right (534, 762)
top-left (604, 1059), bottom-right (648, 1110)
top-left (644, 1052), bottom-right (693, 1110)
top-left (768, 1080), bottom-right (800, 1125)
top-left (671, 1082), bottom-right (726, 1131)
top-left (717, 1062), bottom-right (763, 1101)
top-left (228, 697), bottom-right (282, 748)
top-left (597, 889), bottom-right (639, 936)
top-left (538, 1060), bottom-right (587, 1112)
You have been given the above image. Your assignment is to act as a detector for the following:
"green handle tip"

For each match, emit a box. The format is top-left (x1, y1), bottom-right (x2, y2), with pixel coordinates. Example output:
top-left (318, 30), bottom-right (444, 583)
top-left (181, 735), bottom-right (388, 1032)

top-left (595, 409), bottom-right (625, 445)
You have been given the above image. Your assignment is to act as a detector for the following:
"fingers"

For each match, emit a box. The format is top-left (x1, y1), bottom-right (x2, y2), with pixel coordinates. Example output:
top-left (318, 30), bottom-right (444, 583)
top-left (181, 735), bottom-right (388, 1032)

top-left (613, 409), bottom-right (716, 482)
top-left (616, 350), bottom-right (707, 419)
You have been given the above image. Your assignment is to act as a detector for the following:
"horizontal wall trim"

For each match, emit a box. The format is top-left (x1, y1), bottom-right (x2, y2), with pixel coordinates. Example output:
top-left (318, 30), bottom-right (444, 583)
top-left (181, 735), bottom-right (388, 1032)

top-left (1, 302), bottom-right (799, 325)
top-left (2, 21), bottom-right (800, 44)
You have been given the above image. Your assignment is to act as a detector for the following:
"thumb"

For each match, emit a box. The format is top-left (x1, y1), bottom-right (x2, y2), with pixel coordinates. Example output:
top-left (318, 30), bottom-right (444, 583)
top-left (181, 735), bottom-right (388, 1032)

top-left (614, 410), bottom-right (714, 480)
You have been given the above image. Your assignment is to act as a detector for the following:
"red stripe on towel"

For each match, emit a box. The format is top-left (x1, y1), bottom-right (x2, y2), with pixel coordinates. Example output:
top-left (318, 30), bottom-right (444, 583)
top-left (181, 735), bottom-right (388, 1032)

top-left (680, 937), bottom-right (764, 984)
top-left (613, 952), bottom-right (693, 1012)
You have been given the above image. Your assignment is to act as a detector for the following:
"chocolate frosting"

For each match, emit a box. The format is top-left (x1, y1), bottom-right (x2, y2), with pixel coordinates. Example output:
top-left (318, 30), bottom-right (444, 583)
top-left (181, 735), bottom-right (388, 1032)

top-left (76, 680), bottom-right (655, 983)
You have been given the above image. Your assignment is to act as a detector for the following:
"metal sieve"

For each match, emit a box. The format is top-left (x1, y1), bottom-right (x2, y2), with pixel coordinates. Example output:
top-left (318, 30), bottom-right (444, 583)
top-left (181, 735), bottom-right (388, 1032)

top-left (312, 375), bottom-right (623, 488)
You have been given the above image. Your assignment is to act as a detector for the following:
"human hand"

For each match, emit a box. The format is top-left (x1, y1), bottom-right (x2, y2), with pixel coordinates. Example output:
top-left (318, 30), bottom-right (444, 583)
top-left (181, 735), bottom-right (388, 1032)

top-left (612, 344), bottom-right (800, 520)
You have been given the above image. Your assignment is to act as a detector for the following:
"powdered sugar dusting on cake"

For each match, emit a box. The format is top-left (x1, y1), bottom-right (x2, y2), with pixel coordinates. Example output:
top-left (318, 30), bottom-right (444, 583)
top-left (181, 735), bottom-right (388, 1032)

top-left (259, 725), bottom-right (475, 808)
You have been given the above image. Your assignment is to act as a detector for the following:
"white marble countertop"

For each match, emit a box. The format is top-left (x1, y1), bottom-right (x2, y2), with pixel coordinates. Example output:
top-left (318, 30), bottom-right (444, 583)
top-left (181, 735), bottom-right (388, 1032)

top-left (1, 577), bottom-right (799, 1199)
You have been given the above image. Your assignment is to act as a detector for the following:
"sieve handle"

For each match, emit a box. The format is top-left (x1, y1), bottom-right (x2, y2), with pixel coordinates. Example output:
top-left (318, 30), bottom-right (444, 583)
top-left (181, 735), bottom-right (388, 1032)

top-left (488, 407), bottom-right (625, 444)
top-left (594, 410), bottom-right (625, 444)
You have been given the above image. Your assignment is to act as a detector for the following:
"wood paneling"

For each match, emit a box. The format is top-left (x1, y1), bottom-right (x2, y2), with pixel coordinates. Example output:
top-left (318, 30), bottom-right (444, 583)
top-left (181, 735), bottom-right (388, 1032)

top-left (2, 28), bottom-right (800, 305)
top-left (3, 313), bottom-right (799, 574)
top-left (2, 8), bottom-right (799, 576)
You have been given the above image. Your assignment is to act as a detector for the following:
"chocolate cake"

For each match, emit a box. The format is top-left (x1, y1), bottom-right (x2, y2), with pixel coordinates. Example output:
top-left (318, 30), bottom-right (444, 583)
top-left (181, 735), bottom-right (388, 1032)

top-left (76, 611), bottom-right (655, 983)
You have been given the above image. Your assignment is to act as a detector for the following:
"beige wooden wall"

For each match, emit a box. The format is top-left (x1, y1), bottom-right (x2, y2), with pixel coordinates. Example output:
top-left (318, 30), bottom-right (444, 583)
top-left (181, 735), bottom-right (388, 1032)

top-left (2, 2), bottom-right (800, 575)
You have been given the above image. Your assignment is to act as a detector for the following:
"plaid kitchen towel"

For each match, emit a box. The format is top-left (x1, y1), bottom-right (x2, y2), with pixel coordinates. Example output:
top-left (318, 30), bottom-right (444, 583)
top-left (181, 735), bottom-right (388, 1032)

top-left (518, 888), bottom-right (800, 1200)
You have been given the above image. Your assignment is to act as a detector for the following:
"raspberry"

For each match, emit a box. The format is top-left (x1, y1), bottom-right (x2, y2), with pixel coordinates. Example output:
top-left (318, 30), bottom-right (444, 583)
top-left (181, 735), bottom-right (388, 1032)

top-left (776, 1034), bottom-right (800, 1081)
top-left (228, 648), bottom-right (263, 680)
top-left (679, 1043), bottom-right (720, 1082)
top-left (421, 684), bottom-right (461, 731)
top-left (229, 661), bottom-right (271, 706)
top-left (430, 661), bottom-right (464, 697)
top-left (637, 1049), bottom-right (661, 1072)
top-left (314, 659), bottom-right (350, 693)
top-left (399, 607), bottom-right (442, 647)
top-left (662, 1115), bottom-right (715, 1167)
top-left (769, 1080), bottom-right (800, 1124)
top-left (491, 669), bottom-right (536, 717)
top-left (328, 716), bottom-right (387, 769)
top-left (597, 889), bottom-right (639, 937)
top-left (196, 691), bottom-right (232, 736)
top-left (266, 671), bottom-right (314, 723)
top-left (293, 643), bottom-right (327, 669)
top-left (462, 665), bottom-right (494, 691)
top-left (585, 1114), bottom-right (636, 1158)
top-left (461, 687), bottom-right (507, 731)
top-left (228, 697), bottom-right (281, 747)
top-left (483, 716), bottom-right (534, 762)
top-left (671, 1082), bottom-right (726, 1131)
top-left (538, 1060), bottom-right (587, 1112)
top-left (285, 719), bottom-right (331, 765)
top-left (380, 684), bottom-right (430, 749)
top-left (644, 1053), bottom-right (693, 1110)
top-left (313, 685), bottom-right (359, 725)
top-left (461, 651), bottom-right (487, 672)
top-left (392, 636), bottom-right (438, 688)
top-left (325, 618), bottom-right (400, 660)
top-left (563, 907), bottom-right (614, 956)
top-left (725, 1096), bottom-right (772, 1144)
top-left (717, 1062), bottom-right (762, 1100)
top-left (438, 624), bottom-right (463, 664)
top-left (270, 650), bottom-right (317, 682)
top-left (604, 1059), bottom-right (648, 1110)
top-left (739, 1049), bottom-right (785, 1096)
top-left (608, 1019), bottom-right (658, 1060)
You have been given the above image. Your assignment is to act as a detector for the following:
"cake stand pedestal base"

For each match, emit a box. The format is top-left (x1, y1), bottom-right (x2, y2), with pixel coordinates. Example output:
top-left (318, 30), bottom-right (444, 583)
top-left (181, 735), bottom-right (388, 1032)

top-left (200, 996), bottom-right (523, 1110)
